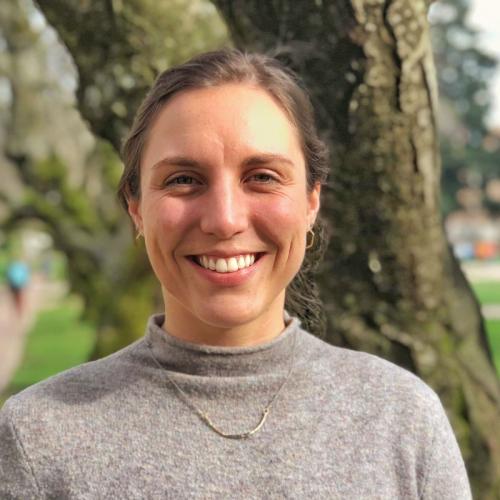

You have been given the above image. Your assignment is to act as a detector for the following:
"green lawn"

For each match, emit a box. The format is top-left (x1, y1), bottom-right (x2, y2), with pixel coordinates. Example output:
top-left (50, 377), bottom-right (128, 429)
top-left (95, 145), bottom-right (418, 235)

top-left (470, 282), bottom-right (500, 375)
top-left (4, 296), bottom-right (95, 399)
top-left (486, 320), bottom-right (500, 377)
top-left (471, 281), bottom-right (500, 305)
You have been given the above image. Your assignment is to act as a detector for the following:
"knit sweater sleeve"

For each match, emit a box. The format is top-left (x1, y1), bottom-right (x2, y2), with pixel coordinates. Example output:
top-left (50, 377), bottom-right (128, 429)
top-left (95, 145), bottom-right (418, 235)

top-left (419, 392), bottom-right (472, 500)
top-left (0, 399), bottom-right (41, 499)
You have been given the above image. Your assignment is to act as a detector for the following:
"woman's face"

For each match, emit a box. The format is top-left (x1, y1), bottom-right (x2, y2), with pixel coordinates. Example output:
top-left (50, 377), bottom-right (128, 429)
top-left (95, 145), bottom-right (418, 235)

top-left (128, 83), bottom-right (320, 338)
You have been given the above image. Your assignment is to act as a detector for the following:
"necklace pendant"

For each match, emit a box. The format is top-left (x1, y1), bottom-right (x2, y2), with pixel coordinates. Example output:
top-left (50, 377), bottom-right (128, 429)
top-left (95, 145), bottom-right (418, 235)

top-left (148, 330), bottom-right (297, 440)
top-left (205, 408), bottom-right (270, 439)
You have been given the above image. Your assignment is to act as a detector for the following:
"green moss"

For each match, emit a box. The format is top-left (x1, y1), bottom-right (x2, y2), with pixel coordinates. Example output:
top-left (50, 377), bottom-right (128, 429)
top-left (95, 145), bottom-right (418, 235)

top-left (438, 331), bottom-right (456, 355)
top-left (34, 155), bottom-right (66, 184)
top-left (98, 140), bottom-right (123, 187)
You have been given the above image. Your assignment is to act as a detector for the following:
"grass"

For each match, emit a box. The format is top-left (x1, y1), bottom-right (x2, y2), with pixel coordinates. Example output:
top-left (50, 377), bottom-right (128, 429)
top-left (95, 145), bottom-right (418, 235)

top-left (4, 296), bottom-right (95, 399)
top-left (470, 282), bottom-right (500, 374)
top-left (471, 282), bottom-right (500, 305)
top-left (486, 320), bottom-right (500, 376)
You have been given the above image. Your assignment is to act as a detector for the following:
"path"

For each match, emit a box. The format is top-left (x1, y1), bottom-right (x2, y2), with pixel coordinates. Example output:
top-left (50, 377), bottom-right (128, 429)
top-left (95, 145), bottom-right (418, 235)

top-left (461, 261), bottom-right (500, 282)
top-left (0, 275), bottom-right (67, 394)
top-left (482, 305), bottom-right (500, 320)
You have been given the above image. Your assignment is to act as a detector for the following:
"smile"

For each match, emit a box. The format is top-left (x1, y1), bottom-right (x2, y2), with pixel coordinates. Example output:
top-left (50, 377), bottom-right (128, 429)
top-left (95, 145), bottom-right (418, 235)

top-left (191, 253), bottom-right (261, 273)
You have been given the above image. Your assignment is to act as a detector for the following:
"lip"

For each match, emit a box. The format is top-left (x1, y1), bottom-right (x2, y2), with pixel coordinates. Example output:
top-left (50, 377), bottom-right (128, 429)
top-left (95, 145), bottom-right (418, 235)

top-left (190, 251), bottom-right (262, 259)
top-left (185, 253), bottom-right (265, 286)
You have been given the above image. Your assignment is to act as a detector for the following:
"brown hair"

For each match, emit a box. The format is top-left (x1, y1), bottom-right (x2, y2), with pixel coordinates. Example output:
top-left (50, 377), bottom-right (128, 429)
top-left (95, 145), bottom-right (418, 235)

top-left (118, 49), bottom-right (329, 336)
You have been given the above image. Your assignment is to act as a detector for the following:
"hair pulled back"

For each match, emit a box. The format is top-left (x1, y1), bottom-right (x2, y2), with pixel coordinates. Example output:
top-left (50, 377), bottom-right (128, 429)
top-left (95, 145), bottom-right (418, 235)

top-left (118, 49), bottom-right (329, 336)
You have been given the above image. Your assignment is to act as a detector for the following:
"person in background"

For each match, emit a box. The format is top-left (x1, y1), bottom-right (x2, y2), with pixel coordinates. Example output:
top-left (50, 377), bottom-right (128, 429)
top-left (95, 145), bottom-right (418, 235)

top-left (5, 259), bottom-right (30, 315)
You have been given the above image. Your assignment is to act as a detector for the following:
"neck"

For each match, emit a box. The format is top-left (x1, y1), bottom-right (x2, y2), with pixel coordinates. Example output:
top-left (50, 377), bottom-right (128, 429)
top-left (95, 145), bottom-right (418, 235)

top-left (161, 293), bottom-right (286, 347)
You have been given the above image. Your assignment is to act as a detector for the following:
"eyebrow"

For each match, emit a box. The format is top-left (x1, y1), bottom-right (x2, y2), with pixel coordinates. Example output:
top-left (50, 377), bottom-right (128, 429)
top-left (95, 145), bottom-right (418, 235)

top-left (151, 153), bottom-right (295, 170)
top-left (151, 156), bottom-right (200, 170)
top-left (242, 154), bottom-right (295, 168)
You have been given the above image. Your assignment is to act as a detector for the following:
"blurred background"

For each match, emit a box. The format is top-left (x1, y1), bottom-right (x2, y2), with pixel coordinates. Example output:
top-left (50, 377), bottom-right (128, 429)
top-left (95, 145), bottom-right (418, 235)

top-left (0, 0), bottom-right (499, 406)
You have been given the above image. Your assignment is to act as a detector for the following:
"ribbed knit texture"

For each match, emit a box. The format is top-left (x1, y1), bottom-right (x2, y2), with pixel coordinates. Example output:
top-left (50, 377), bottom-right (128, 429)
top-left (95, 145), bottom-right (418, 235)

top-left (0, 314), bottom-right (472, 499)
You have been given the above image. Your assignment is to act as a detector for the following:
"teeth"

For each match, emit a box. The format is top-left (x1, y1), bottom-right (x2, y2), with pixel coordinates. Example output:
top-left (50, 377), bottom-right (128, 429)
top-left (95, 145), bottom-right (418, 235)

top-left (215, 259), bottom-right (228, 273)
top-left (227, 257), bottom-right (238, 272)
top-left (196, 254), bottom-right (258, 273)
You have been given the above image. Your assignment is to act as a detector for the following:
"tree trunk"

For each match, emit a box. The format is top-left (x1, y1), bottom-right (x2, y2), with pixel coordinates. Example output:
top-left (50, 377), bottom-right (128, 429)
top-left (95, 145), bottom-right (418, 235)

top-left (211, 0), bottom-right (500, 496)
top-left (34, 0), bottom-right (226, 358)
top-left (2, 0), bottom-right (160, 361)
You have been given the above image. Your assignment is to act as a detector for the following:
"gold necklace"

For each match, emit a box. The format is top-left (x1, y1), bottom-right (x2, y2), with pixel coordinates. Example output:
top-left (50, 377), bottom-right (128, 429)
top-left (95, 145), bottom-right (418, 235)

top-left (147, 329), bottom-right (298, 439)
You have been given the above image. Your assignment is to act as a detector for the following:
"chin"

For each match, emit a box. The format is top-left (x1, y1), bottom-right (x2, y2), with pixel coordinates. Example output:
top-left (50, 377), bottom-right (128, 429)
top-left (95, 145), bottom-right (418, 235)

top-left (195, 304), bottom-right (259, 330)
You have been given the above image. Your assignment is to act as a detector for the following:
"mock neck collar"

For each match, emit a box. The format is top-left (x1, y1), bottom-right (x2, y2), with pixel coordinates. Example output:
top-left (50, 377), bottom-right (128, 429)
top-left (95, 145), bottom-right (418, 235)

top-left (143, 313), bottom-right (301, 377)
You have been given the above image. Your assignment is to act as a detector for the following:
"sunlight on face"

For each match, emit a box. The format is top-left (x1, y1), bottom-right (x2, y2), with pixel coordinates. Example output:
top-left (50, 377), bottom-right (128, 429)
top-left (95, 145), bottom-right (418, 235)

top-left (128, 84), bottom-right (320, 344)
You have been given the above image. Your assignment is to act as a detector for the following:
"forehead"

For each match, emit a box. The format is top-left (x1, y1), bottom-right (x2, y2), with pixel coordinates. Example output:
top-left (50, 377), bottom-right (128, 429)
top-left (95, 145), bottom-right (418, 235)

top-left (142, 83), bottom-right (303, 167)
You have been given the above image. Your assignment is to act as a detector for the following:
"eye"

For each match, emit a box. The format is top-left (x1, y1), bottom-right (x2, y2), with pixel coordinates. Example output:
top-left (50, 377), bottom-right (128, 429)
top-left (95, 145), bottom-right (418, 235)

top-left (247, 172), bottom-right (279, 184)
top-left (161, 173), bottom-right (203, 194)
top-left (166, 175), bottom-right (198, 185)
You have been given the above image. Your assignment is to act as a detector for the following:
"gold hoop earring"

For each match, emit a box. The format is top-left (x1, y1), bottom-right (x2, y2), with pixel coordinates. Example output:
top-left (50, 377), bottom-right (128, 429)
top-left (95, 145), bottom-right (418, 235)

top-left (135, 230), bottom-right (142, 241)
top-left (305, 228), bottom-right (315, 250)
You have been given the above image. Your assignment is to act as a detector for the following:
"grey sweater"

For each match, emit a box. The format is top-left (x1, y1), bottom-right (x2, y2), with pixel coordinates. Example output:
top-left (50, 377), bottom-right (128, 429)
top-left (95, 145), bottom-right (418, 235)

top-left (0, 314), bottom-right (472, 499)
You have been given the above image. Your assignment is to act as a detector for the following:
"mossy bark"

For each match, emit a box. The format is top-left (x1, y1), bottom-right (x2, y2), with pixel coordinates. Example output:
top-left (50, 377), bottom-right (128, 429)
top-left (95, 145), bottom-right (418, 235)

top-left (212, 0), bottom-right (500, 496)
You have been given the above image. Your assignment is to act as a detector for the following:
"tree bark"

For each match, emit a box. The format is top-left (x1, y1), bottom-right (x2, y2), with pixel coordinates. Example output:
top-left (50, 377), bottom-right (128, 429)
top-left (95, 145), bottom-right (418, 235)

top-left (211, 0), bottom-right (500, 496)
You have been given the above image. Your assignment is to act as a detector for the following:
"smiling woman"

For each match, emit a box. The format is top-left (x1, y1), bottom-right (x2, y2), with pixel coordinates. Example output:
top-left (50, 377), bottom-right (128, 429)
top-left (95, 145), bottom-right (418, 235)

top-left (127, 83), bottom-right (321, 346)
top-left (0, 49), bottom-right (472, 499)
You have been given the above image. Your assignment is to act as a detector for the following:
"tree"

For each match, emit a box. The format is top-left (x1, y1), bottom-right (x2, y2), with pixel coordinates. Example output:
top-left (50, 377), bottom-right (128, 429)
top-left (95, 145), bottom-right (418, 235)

top-left (0, 0), bottom-right (159, 359)
top-left (33, 0), bottom-right (500, 496)
top-left (429, 0), bottom-right (500, 215)
top-left (1, 0), bottom-right (227, 358)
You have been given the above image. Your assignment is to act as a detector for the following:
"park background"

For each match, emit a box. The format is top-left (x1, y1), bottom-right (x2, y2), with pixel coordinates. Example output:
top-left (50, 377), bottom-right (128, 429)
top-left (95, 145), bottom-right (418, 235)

top-left (0, 0), bottom-right (499, 497)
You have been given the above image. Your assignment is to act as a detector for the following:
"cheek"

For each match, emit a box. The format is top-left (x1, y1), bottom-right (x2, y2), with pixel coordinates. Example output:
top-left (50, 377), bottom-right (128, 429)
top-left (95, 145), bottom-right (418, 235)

top-left (143, 198), bottom-right (197, 234)
top-left (142, 199), bottom-right (197, 279)
top-left (252, 194), bottom-right (308, 242)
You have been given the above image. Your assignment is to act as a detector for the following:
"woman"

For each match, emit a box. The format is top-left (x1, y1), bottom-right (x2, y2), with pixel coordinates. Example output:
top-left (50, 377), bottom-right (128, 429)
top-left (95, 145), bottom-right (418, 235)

top-left (0, 49), bottom-right (471, 499)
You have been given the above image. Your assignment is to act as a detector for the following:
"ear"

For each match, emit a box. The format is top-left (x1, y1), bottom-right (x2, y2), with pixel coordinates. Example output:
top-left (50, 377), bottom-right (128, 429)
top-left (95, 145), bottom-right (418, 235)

top-left (127, 194), bottom-right (143, 234)
top-left (307, 182), bottom-right (321, 228)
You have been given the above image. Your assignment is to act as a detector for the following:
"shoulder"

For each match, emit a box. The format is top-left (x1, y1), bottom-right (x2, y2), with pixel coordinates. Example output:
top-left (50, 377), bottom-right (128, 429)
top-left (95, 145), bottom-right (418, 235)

top-left (0, 399), bottom-right (41, 497)
top-left (2, 338), bottom-right (149, 422)
top-left (0, 338), bottom-right (153, 496)
top-left (295, 328), bottom-right (472, 498)
top-left (298, 330), bottom-right (465, 475)
top-left (298, 328), bottom-right (443, 416)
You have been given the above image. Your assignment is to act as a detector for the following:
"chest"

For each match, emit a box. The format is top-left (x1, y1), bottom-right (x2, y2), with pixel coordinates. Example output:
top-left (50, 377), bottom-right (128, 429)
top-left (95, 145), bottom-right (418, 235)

top-left (33, 390), bottom-right (420, 499)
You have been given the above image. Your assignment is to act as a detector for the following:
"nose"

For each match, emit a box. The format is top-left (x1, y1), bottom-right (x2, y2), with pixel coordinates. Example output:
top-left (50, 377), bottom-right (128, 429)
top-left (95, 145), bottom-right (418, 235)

top-left (199, 179), bottom-right (248, 239)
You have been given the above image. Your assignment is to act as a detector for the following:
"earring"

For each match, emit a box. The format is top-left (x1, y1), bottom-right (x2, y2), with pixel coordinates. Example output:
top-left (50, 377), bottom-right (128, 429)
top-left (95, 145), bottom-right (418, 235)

top-left (305, 228), bottom-right (315, 250)
top-left (135, 229), bottom-right (142, 240)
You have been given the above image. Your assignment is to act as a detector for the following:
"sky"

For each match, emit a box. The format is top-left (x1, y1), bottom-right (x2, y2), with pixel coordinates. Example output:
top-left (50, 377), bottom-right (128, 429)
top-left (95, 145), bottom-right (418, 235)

top-left (468, 0), bottom-right (500, 127)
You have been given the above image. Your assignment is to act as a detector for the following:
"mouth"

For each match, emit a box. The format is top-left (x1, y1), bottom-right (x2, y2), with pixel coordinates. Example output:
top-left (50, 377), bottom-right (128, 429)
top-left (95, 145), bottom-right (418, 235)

top-left (188, 253), bottom-right (264, 273)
